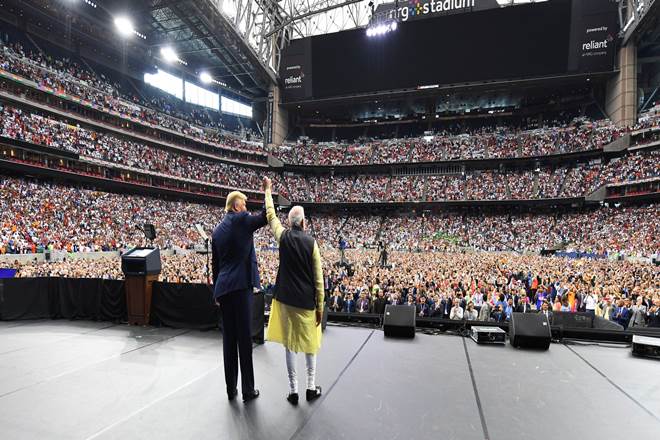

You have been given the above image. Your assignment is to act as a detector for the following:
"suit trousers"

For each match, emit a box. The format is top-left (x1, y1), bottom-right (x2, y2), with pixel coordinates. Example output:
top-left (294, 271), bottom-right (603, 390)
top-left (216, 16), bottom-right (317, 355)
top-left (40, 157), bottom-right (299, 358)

top-left (219, 288), bottom-right (254, 395)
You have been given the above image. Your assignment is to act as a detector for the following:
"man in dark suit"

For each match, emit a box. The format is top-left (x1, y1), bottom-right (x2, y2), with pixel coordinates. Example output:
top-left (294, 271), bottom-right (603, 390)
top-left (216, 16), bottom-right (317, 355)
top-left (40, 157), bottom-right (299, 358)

top-left (515, 297), bottom-right (533, 313)
top-left (343, 294), bottom-right (356, 313)
top-left (212, 190), bottom-right (267, 402)
top-left (490, 305), bottom-right (505, 322)
top-left (328, 288), bottom-right (344, 312)
top-left (539, 301), bottom-right (553, 323)
top-left (612, 300), bottom-right (631, 329)
top-left (372, 290), bottom-right (387, 315)
top-left (356, 292), bottom-right (370, 313)
top-left (441, 296), bottom-right (452, 319)
top-left (647, 300), bottom-right (660, 327)
top-left (432, 295), bottom-right (446, 318)
top-left (417, 296), bottom-right (430, 317)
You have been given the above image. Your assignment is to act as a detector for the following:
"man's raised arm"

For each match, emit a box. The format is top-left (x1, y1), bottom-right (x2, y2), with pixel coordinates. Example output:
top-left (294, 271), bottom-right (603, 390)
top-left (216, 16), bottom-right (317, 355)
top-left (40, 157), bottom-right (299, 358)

top-left (263, 177), bottom-right (285, 243)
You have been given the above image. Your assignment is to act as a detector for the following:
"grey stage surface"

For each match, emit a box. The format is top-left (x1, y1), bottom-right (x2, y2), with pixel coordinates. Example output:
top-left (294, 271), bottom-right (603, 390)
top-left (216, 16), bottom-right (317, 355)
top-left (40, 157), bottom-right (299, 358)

top-left (0, 321), bottom-right (659, 440)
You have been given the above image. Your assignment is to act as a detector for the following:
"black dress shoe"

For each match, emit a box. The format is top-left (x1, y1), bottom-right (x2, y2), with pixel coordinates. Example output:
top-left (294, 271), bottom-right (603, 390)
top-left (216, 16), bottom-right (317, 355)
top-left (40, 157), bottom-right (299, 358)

top-left (243, 389), bottom-right (260, 402)
top-left (286, 393), bottom-right (299, 405)
top-left (306, 386), bottom-right (322, 402)
top-left (227, 389), bottom-right (238, 401)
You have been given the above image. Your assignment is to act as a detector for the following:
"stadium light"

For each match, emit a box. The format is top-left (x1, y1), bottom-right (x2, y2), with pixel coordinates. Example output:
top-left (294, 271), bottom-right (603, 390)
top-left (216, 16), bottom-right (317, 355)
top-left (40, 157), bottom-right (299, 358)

top-left (198, 71), bottom-right (226, 87)
top-left (113, 16), bottom-right (146, 39)
top-left (161, 46), bottom-right (186, 65)
top-left (366, 20), bottom-right (398, 38)
top-left (114, 17), bottom-right (134, 38)
top-left (200, 72), bottom-right (213, 84)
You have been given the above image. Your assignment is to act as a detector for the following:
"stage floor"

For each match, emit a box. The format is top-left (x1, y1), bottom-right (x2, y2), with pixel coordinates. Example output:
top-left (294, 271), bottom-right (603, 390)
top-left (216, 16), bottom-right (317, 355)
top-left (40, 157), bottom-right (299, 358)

top-left (0, 320), bottom-right (659, 440)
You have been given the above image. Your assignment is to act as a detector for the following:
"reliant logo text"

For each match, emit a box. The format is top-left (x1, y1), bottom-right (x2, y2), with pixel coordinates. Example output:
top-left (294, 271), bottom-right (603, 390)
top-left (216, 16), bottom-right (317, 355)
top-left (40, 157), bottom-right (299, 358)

top-left (582, 40), bottom-right (608, 51)
top-left (285, 75), bottom-right (303, 85)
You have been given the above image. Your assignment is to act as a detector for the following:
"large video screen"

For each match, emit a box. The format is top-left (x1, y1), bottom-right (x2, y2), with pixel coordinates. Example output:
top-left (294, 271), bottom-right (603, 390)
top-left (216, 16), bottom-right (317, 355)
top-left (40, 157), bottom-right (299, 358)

top-left (280, 0), bottom-right (618, 101)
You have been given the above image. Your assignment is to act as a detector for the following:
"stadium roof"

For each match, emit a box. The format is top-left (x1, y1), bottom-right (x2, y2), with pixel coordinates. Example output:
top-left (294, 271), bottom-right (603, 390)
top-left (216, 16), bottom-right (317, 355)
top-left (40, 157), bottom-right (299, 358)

top-left (0, 0), bottom-right (274, 98)
top-left (244, 0), bottom-right (549, 39)
top-left (1, 0), bottom-right (552, 98)
top-left (107, 0), bottom-right (276, 98)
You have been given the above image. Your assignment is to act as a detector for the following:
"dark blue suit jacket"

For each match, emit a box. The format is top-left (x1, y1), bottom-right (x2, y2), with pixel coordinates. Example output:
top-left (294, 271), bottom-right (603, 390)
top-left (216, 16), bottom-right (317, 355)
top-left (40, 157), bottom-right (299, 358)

top-left (211, 210), bottom-right (267, 300)
top-left (613, 307), bottom-right (631, 328)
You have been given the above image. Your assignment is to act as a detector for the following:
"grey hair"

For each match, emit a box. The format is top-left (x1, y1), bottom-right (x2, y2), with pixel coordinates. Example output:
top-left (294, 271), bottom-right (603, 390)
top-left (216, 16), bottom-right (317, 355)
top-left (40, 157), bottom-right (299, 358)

top-left (288, 205), bottom-right (305, 228)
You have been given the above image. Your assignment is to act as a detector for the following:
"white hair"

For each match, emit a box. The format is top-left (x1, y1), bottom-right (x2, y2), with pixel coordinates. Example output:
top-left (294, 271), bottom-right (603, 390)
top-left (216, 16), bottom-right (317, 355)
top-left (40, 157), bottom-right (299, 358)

top-left (288, 205), bottom-right (305, 229)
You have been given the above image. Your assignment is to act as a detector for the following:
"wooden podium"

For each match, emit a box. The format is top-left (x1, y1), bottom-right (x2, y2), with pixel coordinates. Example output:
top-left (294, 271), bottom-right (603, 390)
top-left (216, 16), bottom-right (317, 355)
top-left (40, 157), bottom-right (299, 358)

top-left (125, 274), bottom-right (159, 325)
top-left (121, 248), bottom-right (162, 326)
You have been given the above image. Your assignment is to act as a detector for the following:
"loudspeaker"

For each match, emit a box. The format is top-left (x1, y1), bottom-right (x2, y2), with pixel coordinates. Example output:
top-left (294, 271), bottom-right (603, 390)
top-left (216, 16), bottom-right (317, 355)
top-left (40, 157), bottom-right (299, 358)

top-left (383, 305), bottom-right (415, 338)
top-left (509, 312), bottom-right (551, 350)
top-left (632, 334), bottom-right (660, 359)
top-left (322, 305), bottom-right (329, 332)
top-left (552, 312), bottom-right (593, 328)
top-left (593, 316), bottom-right (624, 331)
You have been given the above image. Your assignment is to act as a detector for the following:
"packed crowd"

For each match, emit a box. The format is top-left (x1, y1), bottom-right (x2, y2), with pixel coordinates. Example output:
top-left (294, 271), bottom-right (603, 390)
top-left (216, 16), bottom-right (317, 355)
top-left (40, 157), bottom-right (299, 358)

top-left (599, 148), bottom-right (660, 185)
top-left (7, 244), bottom-right (659, 329)
top-left (2, 29), bottom-right (659, 180)
top-left (308, 205), bottom-right (659, 257)
top-left (275, 121), bottom-right (623, 165)
top-left (10, 253), bottom-right (210, 283)
top-left (0, 103), bottom-right (272, 190)
top-left (2, 175), bottom-right (657, 258)
top-left (0, 61), bottom-right (657, 204)
top-left (278, 148), bottom-right (658, 203)
top-left (2, 88), bottom-right (653, 204)
top-left (634, 108), bottom-right (660, 131)
top-left (0, 175), bottom-right (245, 254)
top-left (321, 251), bottom-right (659, 329)
top-left (1, 28), bottom-right (658, 333)
top-left (0, 38), bottom-right (261, 155)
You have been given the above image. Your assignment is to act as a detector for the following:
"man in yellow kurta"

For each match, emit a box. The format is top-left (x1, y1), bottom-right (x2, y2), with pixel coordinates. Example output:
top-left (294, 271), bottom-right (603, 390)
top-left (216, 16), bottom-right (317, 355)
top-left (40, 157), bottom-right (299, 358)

top-left (262, 177), bottom-right (324, 405)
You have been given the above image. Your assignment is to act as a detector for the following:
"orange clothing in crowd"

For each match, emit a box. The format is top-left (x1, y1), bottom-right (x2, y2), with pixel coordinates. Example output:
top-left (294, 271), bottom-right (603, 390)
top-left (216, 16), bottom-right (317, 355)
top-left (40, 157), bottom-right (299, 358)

top-left (567, 292), bottom-right (576, 311)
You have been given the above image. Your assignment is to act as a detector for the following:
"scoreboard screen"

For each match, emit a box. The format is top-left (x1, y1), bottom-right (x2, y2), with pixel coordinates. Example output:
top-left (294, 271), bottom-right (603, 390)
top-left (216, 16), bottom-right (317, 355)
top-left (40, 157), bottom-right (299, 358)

top-left (280, 0), bottom-right (619, 101)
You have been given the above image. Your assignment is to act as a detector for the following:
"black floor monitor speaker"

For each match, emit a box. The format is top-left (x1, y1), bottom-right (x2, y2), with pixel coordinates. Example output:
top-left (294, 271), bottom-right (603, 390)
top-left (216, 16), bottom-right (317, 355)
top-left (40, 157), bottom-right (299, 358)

top-left (510, 312), bottom-right (551, 350)
top-left (632, 335), bottom-right (660, 359)
top-left (593, 316), bottom-right (624, 331)
top-left (383, 305), bottom-right (415, 338)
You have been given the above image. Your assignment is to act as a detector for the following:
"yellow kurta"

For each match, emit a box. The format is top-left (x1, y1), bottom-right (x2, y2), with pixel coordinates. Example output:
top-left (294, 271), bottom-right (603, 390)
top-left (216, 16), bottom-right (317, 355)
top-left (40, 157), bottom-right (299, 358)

top-left (268, 298), bottom-right (323, 354)
top-left (264, 189), bottom-right (324, 354)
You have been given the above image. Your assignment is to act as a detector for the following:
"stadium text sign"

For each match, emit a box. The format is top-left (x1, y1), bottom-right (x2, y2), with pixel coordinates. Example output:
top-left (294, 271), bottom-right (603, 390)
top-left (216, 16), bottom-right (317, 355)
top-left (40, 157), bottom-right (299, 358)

top-left (391, 0), bottom-right (475, 21)
top-left (581, 26), bottom-right (613, 56)
top-left (279, 37), bottom-right (313, 101)
top-left (284, 64), bottom-right (305, 91)
top-left (377, 0), bottom-right (518, 22)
